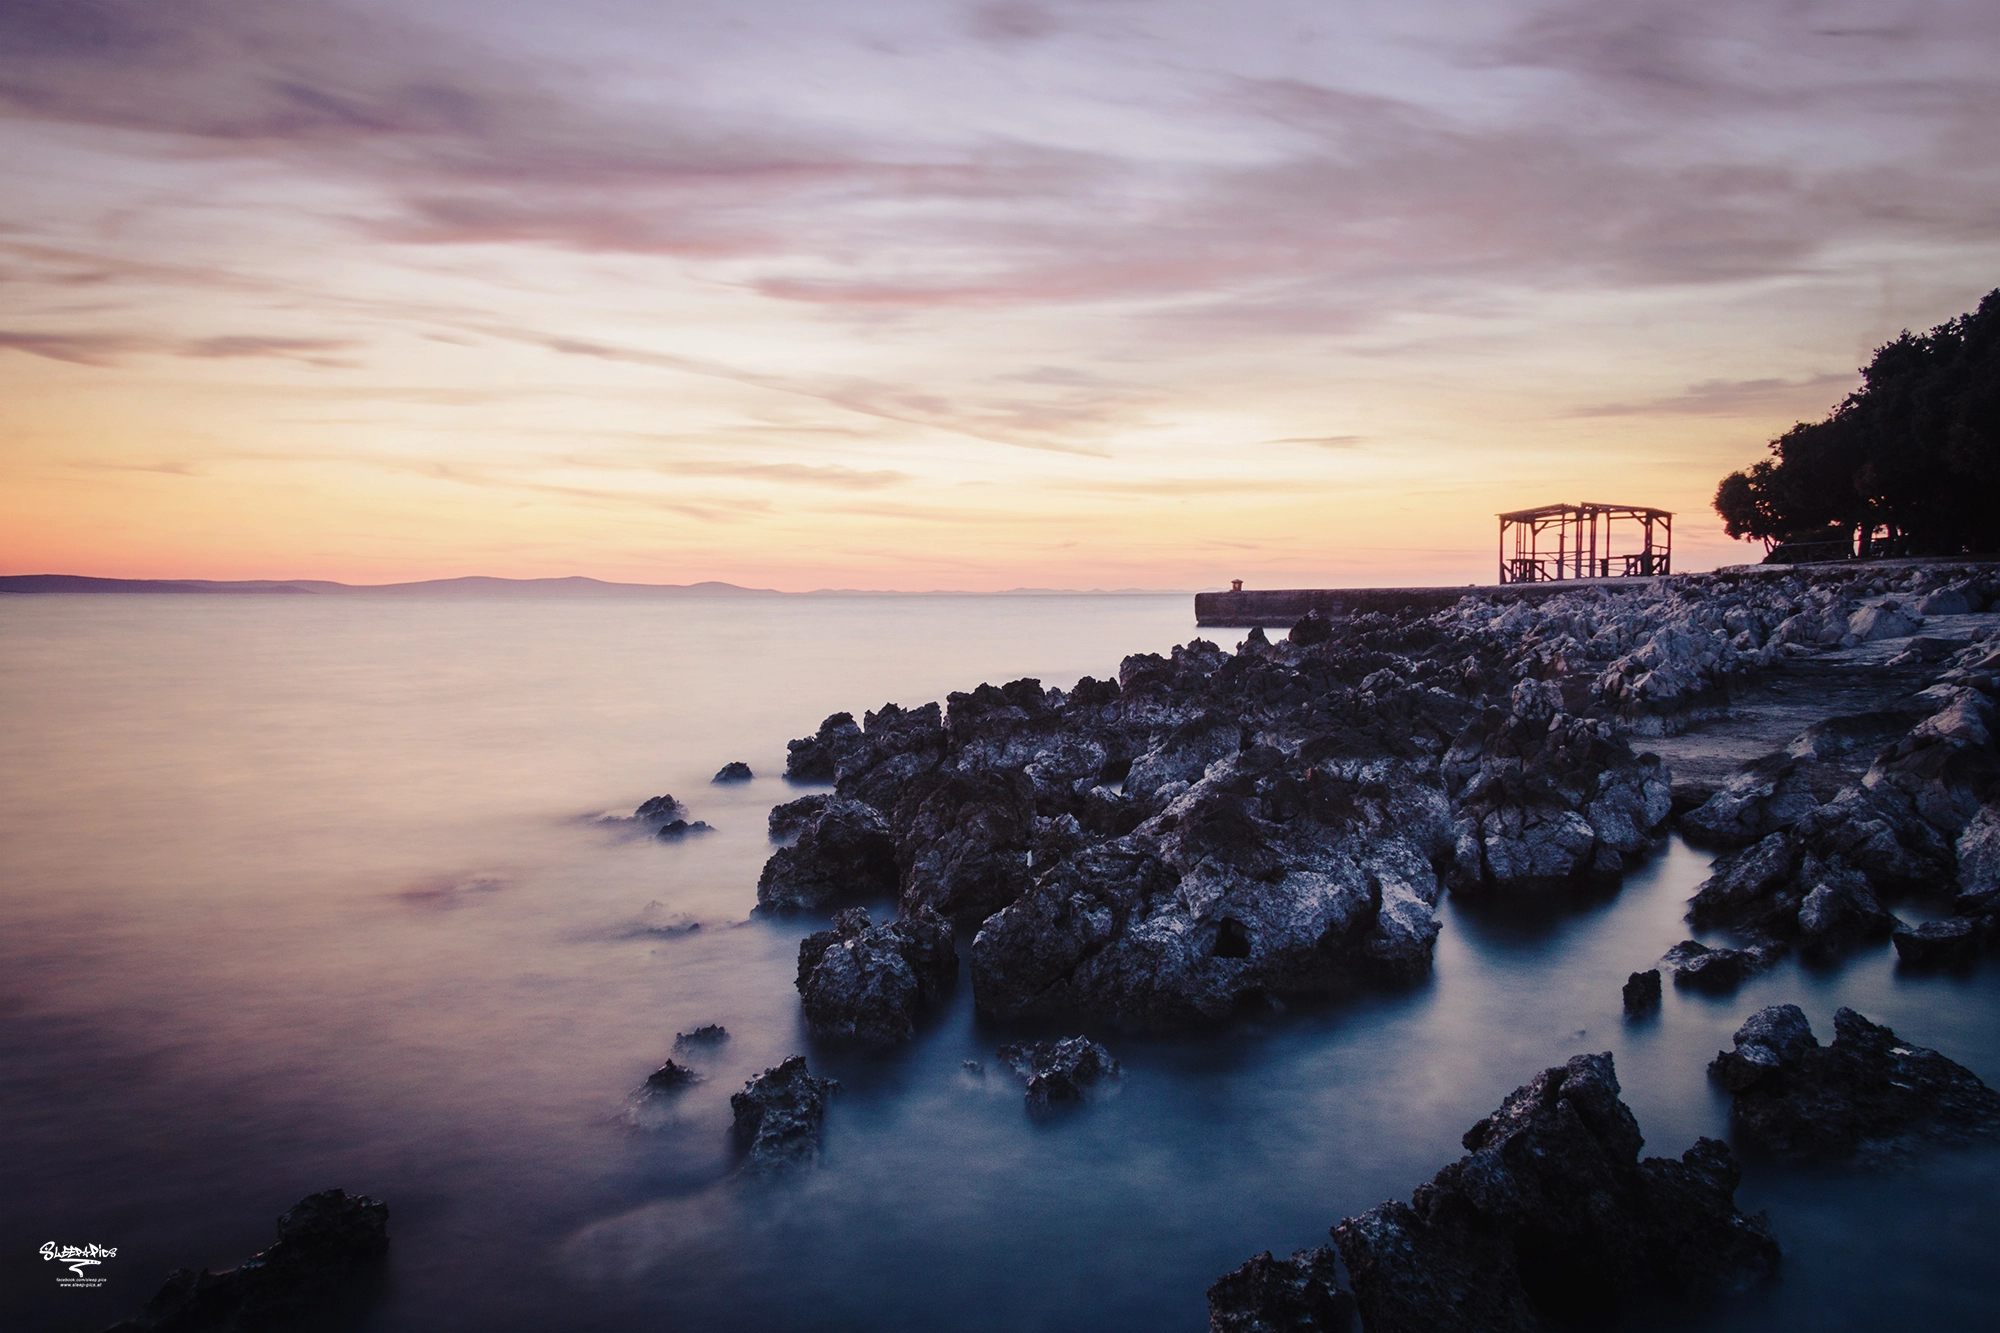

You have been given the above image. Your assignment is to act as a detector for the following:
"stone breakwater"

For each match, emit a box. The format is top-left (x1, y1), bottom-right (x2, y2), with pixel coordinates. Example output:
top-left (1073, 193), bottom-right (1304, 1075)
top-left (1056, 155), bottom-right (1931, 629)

top-left (764, 561), bottom-right (1996, 1038)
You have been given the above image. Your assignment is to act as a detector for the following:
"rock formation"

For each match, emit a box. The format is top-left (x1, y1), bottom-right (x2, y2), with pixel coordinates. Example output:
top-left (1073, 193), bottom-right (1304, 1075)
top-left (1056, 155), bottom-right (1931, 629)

top-left (768, 563), bottom-right (1996, 1029)
top-left (730, 1056), bottom-right (838, 1171)
top-left (995, 1036), bottom-right (1121, 1110)
top-left (1207, 1248), bottom-right (1353, 1333)
top-left (795, 906), bottom-right (957, 1044)
top-left (1710, 1005), bottom-right (2000, 1158)
top-left (108, 1190), bottom-right (389, 1332)
top-left (634, 793), bottom-right (685, 823)
top-left (756, 797), bottom-right (899, 911)
top-left (1213, 1053), bottom-right (1777, 1333)
top-left (1622, 968), bottom-right (1661, 1015)
top-left (645, 1058), bottom-right (700, 1091)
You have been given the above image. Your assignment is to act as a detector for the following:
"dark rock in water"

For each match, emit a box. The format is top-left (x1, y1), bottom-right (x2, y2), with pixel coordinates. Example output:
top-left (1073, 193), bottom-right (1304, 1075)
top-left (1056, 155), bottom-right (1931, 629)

top-left (634, 794), bottom-right (685, 823)
top-left (1207, 1247), bottom-right (1353, 1333)
top-left (894, 766), bottom-right (1041, 923)
top-left (645, 1058), bottom-right (701, 1091)
top-left (785, 712), bottom-right (866, 783)
top-left (1289, 609), bottom-right (1334, 646)
top-left (1622, 968), bottom-right (1661, 1016)
top-left (757, 797), bottom-right (898, 911)
top-left (672, 1024), bottom-right (729, 1050)
top-left (768, 793), bottom-right (831, 840)
top-left (713, 761), bottom-right (754, 783)
top-left (1662, 939), bottom-right (1785, 994)
top-left (1710, 1005), bottom-right (2000, 1158)
top-left (1324, 1053), bottom-right (1777, 1333)
top-left (795, 906), bottom-right (958, 1045)
top-left (1891, 915), bottom-right (1993, 967)
top-left (108, 1189), bottom-right (389, 1332)
top-left (656, 819), bottom-right (714, 839)
top-left (996, 1036), bottom-right (1120, 1110)
top-left (730, 1056), bottom-right (838, 1171)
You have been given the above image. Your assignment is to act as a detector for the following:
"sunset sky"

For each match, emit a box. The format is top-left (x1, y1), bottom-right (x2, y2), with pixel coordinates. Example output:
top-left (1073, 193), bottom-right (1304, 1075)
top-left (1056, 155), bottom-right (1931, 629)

top-left (3, 0), bottom-right (1998, 590)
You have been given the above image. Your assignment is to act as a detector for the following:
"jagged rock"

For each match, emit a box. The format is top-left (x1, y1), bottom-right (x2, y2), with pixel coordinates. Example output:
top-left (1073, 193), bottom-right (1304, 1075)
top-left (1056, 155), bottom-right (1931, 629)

top-left (773, 561), bottom-right (1997, 1031)
top-left (645, 1058), bottom-right (700, 1091)
top-left (634, 794), bottom-right (685, 823)
top-left (785, 712), bottom-right (867, 782)
top-left (712, 761), bottom-right (754, 783)
top-left (1207, 1247), bottom-right (1354, 1333)
top-left (894, 767), bottom-right (1040, 923)
top-left (108, 1190), bottom-right (389, 1332)
top-left (1662, 939), bottom-right (1784, 994)
top-left (1915, 588), bottom-right (1974, 617)
top-left (1793, 858), bottom-right (1895, 949)
top-left (1323, 1053), bottom-right (1777, 1333)
top-left (796, 906), bottom-right (957, 1044)
top-left (1289, 609), bottom-right (1335, 646)
top-left (970, 754), bottom-right (1451, 1030)
top-left (996, 1036), bottom-right (1121, 1109)
top-left (756, 797), bottom-right (898, 911)
top-left (1957, 802), bottom-right (2000, 910)
top-left (656, 819), bottom-right (713, 839)
top-left (1848, 603), bottom-right (1921, 642)
top-left (1891, 916), bottom-right (1994, 968)
top-left (768, 794), bottom-right (830, 840)
top-left (730, 1056), bottom-right (838, 1170)
top-left (835, 702), bottom-right (948, 811)
top-left (1710, 1005), bottom-right (2000, 1157)
top-left (1680, 756), bottom-right (1839, 846)
top-left (1622, 968), bottom-right (1661, 1016)
top-left (672, 1024), bottom-right (728, 1050)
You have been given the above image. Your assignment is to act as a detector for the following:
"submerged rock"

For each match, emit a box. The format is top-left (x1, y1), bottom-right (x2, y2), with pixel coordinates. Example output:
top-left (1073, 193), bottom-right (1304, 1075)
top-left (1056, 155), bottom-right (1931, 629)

top-left (1622, 968), bottom-right (1661, 1016)
top-left (634, 794), bottom-right (685, 823)
top-left (656, 819), bottom-right (714, 839)
top-left (730, 1056), bottom-right (838, 1171)
top-left (996, 1036), bottom-right (1121, 1110)
top-left (673, 1024), bottom-right (729, 1050)
top-left (109, 1189), bottom-right (389, 1332)
top-left (1711, 1005), bottom-right (2000, 1158)
top-left (795, 906), bottom-right (957, 1044)
top-left (713, 761), bottom-right (754, 783)
top-left (1207, 1247), bottom-right (1354, 1333)
top-left (645, 1058), bottom-right (701, 1091)
top-left (1316, 1053), bottom-right (1777, 1333)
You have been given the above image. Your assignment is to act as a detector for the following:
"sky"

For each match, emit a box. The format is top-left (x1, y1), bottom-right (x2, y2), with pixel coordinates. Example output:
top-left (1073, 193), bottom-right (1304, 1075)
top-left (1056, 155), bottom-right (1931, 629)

top-left (2, 0), bottom-right (1998, 591)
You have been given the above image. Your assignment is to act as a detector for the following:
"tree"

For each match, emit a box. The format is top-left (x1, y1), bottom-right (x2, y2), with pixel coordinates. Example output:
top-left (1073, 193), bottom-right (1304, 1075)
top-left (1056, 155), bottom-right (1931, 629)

top-left (1713, 287), bottom-right (2000, 556)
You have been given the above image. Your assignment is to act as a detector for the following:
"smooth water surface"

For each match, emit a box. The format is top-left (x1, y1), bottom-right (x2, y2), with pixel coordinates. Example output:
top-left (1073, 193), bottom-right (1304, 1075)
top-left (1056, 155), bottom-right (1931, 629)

top-left (4, 594), bottom-right (1997, 1331)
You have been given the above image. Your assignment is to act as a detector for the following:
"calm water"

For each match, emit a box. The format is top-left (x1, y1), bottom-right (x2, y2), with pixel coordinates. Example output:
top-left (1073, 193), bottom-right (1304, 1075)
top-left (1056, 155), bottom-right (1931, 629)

top-left (3, 594), bottom-right (1997, 1332)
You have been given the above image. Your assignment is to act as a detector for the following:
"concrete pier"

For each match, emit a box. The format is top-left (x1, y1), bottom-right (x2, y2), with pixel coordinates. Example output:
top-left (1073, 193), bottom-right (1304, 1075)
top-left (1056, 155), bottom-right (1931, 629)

top-left (1194, 577), bottom-right (1665, 628)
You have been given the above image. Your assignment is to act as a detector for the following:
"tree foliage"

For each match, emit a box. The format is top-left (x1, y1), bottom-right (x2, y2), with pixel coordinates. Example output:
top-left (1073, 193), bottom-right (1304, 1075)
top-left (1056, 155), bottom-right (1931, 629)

top-left (1713, 287), bottom-right (2000, 555)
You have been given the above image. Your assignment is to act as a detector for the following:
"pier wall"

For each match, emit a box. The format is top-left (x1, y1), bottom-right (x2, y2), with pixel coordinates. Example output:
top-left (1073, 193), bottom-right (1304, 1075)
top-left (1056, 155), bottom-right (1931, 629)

top-left (1194, 578), bottom-right (1663, 627)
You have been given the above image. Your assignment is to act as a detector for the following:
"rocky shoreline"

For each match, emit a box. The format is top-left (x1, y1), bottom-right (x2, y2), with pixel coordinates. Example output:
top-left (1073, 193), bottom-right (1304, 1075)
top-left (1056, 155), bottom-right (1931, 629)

top-left (744, 558), bottom-right (1998, 1330)
top-left (762, 561), bottom-right (1997, 1041)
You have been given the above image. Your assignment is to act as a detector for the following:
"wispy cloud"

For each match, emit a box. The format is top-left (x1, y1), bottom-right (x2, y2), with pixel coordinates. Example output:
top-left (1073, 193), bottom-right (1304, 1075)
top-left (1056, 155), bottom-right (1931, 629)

top-left (1575, 372), bottom-right (1857, 418)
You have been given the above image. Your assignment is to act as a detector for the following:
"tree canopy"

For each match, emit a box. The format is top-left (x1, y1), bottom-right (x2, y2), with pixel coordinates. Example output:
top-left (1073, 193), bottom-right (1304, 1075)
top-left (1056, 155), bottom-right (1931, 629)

top-left (1713, 287), bottom-right (2000, 557)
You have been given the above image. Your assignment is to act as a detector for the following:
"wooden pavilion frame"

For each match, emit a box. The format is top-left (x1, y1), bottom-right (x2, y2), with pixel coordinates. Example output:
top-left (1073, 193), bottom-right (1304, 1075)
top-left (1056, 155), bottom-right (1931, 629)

top-left (1498, 502), bottom-right (1672, 584)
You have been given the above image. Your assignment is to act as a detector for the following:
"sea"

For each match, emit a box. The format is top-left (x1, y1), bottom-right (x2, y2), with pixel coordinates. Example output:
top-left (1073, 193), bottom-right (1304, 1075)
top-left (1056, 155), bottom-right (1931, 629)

top-left (3, 593), bottom-right (1997, 1332)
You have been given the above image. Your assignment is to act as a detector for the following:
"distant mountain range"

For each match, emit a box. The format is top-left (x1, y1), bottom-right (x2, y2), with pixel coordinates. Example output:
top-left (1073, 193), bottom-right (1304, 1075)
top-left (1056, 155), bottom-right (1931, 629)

top-left (0, 574), bottom-right (1190, 596)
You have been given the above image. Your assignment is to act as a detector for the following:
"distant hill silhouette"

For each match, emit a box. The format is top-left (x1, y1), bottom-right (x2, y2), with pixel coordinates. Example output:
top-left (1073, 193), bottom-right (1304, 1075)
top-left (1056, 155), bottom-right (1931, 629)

top-left (0, 574), bottom-right (781, 597)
